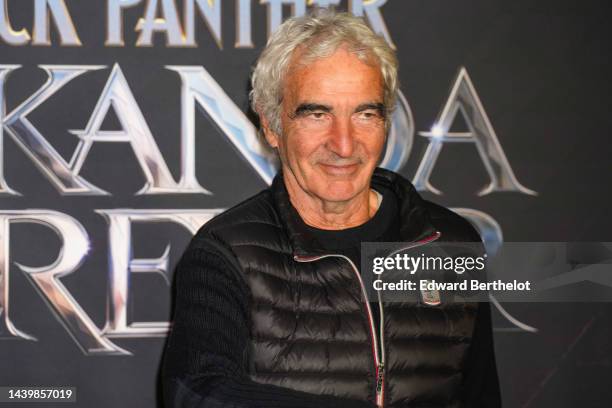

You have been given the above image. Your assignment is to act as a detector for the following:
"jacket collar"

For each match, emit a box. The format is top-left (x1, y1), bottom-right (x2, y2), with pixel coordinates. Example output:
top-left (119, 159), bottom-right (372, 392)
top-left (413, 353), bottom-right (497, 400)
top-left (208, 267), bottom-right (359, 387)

top-left (271, 167), bottom-right (437, 257)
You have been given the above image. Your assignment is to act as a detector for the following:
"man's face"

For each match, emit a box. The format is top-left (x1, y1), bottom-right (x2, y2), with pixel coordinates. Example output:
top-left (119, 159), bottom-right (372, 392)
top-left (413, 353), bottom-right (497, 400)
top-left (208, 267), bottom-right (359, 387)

top-left (263, 46), bottom-right (387, 203)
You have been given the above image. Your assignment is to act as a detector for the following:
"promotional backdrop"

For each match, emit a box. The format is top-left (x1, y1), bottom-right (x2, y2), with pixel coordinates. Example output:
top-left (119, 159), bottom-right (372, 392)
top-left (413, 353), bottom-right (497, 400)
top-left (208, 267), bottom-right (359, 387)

top-left (1, 1), bottom-right (610, 407)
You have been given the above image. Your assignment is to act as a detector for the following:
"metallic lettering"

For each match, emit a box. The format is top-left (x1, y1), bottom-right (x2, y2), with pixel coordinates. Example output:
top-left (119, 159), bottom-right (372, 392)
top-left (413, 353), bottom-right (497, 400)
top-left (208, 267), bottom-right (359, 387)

top-left (414, 67), bottom-right (537, 196)
top-left (379, 91), bottom-right (414, 172)
top-left (261, 0), bottom-right (306, 36)
top-left (70, 64), bottom-right (195, 195)
top-left (0, 65), bottom-right (20, 195)
top-left (32, 0), bottom-right (81, 46)
top-left (184, 0), bottom-right (222, 49)
top-left (235, 0), bottom-right (253, 48)
top-left (166, 65), bottom-right (278, 185)
top-left (0, 210), bottom-right (128, 355)
top-left (308, 0), bottom-right (341, 7)
top-left (451, 207), bottom-right (503, 256)
top-left (349, 0), bottom-right (395, 49)
top-left (135, 0), bottom-right (185, 47)
top-left (2, 65), bottom-right (107, 195)
top-left (106, 0), bottom-right (142, 46)
top-left (0, 213), bottom-right (36, 340)
top-left (0, 0), bottom-right (30, 45)
top-left (97, 209), bottom-right (221, 338)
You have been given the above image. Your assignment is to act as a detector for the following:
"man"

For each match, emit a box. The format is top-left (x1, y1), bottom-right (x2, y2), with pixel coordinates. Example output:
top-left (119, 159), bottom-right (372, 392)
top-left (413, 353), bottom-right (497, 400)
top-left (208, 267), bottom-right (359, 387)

top-left (162, 10), bottom-right (501, 408)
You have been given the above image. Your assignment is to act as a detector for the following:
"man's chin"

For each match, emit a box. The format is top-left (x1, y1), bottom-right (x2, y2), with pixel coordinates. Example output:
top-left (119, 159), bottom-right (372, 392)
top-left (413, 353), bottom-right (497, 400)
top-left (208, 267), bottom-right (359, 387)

top-left (314, 180), bottom-right (364, 203)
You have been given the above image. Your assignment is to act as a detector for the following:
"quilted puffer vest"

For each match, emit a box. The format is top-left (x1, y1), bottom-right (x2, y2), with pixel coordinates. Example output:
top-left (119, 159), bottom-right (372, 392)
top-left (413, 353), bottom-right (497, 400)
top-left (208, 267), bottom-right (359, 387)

top-left (199, 168), bottom-right (481, 407)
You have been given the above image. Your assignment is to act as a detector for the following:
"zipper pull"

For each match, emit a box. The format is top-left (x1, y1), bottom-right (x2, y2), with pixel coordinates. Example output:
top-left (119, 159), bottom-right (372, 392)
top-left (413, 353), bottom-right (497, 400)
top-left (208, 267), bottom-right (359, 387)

top-left (376, 363), bottom-right (385, 392)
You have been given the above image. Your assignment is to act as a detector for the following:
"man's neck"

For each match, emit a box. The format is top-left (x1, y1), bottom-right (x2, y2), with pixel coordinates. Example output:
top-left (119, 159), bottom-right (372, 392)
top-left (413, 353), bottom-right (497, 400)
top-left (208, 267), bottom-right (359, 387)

top-left (283, 171), bottom-right (380, 230)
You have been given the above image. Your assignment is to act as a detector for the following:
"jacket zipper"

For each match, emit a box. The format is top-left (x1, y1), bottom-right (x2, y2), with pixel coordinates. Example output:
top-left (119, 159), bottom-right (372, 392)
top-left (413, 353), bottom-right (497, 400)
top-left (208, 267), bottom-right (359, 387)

top-left (294, 230), bottom-right (441, 407)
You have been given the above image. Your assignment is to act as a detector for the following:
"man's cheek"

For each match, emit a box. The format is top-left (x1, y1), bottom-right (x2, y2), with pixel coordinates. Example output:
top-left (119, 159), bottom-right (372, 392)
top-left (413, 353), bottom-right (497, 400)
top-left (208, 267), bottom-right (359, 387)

top-left (291, 140), bottom-right (318, 164)
top-left (370, 135), bottom-right (387, 159)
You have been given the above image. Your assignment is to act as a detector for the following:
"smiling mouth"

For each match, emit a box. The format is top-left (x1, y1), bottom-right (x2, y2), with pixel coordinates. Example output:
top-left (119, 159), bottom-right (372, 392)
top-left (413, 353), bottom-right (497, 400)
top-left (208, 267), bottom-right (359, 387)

top-left (319, 162), bottom-right (360, 175)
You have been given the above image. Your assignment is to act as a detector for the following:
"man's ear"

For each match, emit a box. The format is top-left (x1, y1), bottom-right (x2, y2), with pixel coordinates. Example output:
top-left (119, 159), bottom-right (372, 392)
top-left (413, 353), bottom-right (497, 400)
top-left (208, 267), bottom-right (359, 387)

top-left (259, 113), bottom-right (280, 149)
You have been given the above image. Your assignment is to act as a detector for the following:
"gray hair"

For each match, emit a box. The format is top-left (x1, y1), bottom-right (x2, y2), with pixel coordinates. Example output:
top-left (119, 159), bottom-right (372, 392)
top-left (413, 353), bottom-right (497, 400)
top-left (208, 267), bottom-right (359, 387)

top-left (250, 10), bottom-right (398, 137)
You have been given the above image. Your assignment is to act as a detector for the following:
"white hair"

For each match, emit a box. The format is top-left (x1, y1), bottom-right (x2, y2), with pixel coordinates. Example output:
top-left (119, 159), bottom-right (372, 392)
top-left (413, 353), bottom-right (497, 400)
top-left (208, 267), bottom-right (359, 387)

top-left (250, 9), bottom-right (398, 136)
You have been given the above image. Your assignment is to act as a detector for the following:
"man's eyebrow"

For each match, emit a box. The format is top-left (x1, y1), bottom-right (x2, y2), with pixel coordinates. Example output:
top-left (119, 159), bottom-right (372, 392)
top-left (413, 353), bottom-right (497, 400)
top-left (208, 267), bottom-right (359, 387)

top-left (292, 103), bottom-right (332, 116)
top-left (354, 102), bottom-right (386, 115)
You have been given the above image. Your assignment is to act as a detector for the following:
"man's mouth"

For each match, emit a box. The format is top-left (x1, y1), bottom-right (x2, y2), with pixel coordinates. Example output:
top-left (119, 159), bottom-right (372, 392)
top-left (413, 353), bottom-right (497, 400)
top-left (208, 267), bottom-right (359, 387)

top-left (318, 162), bottom-right (360, 175)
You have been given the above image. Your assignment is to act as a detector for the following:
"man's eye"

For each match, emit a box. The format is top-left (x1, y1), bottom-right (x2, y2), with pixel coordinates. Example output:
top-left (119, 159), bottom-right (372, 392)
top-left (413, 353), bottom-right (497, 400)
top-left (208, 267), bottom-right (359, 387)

top-left (308, 111), bottom-right (327, 119)
top-left (357, 111), bottom-right (381, 120)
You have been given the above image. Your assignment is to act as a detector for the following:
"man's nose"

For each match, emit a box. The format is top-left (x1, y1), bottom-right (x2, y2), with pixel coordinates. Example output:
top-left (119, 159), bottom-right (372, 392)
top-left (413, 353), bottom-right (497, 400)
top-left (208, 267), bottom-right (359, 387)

top-left (326, 116), bottom-right (355, 158)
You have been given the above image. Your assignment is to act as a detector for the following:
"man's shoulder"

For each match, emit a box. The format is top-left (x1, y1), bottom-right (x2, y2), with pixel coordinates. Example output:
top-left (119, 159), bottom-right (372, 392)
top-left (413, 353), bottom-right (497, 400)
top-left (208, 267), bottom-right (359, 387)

top-left (372, 167), bottom-right (482, 244)
top-left (421, 199), bottom-right (482, 244)
top-left (191, 187), bottom-right (283, 248)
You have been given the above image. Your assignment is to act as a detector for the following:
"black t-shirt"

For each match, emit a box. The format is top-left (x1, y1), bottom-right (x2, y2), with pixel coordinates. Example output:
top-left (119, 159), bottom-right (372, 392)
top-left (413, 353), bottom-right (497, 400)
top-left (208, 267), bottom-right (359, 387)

top-left (302, 185), bottom-right (399, 336)
top-left (302, 185), bottom-right (399, 263)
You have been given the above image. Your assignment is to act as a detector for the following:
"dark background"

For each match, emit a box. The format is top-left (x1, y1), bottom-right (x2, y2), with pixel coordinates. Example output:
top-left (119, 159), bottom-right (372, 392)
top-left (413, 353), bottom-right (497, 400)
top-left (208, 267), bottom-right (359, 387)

top-left (0, 0), bottom-right (611, 406)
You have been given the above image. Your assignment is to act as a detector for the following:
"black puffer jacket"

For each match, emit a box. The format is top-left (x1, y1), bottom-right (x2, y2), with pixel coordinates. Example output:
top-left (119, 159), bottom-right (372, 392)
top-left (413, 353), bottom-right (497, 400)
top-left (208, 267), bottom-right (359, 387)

top-left (162, 167), bottom-right (499, 408)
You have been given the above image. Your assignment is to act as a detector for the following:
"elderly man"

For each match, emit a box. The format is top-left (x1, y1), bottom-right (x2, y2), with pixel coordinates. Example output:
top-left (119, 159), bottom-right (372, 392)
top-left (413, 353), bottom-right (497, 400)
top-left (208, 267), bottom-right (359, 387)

top-left (162, 10), bottom-right (501, 408)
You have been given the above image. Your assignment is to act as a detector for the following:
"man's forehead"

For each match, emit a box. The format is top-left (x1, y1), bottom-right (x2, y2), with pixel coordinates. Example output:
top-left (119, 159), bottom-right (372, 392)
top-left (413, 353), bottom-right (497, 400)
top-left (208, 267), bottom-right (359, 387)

top-left (282, 48), bottom-right (384, 103)
top-left (287, 45), bottom-right (381, 77)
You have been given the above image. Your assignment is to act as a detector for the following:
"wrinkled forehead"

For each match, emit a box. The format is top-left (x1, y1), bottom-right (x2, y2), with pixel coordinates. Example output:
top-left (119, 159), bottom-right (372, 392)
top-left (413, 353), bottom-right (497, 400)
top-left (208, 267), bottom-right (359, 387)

top-left (281, 44), bottom-right (384, 104)
top-left (287, 40), bottom-right (381, 77)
